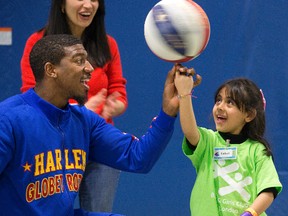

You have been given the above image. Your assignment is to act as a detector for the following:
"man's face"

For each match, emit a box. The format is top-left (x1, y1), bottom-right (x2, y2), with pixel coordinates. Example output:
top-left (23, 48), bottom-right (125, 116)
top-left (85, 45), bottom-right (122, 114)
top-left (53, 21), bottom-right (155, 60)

top-left (53, 44), bottom-right (94, 105)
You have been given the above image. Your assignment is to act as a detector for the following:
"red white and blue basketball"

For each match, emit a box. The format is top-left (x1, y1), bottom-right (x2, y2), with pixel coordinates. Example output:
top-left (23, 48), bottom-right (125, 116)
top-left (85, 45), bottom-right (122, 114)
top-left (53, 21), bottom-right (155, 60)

top-left (144, 0), bottom-right (210, 63)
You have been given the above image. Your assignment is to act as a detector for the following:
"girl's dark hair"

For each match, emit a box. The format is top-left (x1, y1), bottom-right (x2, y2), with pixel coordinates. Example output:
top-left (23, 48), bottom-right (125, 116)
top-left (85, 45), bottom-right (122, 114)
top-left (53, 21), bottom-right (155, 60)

top-left (214, 78), bottom-right (272, 156)
top-left (43, 0), bottom-right (110, 67)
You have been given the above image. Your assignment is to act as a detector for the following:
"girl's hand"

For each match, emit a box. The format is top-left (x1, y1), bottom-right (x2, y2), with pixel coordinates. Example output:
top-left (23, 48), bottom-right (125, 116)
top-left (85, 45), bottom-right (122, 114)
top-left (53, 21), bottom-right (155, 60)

top-left (174, 66), bottom-right (202, 95)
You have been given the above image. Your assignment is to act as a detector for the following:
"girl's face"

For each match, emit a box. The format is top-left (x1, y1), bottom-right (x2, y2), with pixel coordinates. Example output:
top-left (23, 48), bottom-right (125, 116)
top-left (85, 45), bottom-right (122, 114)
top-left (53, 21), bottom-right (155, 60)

top-left (63, 0), bottom-right (99, 37)
top-left (212, 87), bottom-right (253, 135)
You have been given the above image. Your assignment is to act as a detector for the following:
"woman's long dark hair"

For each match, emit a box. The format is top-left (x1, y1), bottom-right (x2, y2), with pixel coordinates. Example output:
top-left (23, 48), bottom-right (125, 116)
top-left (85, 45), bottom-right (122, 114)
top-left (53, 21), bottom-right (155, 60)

top-left (43, 0), bottom-right (110, 67)
top-left (214, 78), bottom-right (272, 156)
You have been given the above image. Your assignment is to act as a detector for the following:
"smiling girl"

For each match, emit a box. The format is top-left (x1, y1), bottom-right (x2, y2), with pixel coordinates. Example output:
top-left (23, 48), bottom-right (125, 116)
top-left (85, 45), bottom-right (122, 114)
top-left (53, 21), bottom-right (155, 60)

top-left (174, 66), bottom-right (282, 216)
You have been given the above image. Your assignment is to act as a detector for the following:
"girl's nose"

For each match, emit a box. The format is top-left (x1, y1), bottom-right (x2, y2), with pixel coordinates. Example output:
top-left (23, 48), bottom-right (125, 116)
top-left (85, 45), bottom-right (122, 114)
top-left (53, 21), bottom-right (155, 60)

top-left (217, 102), bottom-right (224, 111)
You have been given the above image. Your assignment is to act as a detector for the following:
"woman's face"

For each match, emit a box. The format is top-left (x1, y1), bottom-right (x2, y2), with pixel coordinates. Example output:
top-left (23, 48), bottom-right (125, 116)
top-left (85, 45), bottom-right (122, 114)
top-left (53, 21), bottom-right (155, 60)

top-left (63, 0), bottom-right (99, 37)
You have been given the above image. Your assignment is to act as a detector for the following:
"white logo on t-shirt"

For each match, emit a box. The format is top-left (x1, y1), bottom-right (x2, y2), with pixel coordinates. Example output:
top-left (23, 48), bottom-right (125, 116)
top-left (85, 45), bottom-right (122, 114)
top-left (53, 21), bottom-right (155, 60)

top-left (214, 160), bottom-right (252, 201)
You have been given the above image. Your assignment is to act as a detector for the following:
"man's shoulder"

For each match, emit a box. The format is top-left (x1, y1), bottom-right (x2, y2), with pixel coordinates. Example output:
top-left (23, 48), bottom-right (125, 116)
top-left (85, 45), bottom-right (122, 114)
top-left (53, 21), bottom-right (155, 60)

top-left (0, 94), bottom-right (24, 108)
top-left (0, 94), bottom-right (26, 118)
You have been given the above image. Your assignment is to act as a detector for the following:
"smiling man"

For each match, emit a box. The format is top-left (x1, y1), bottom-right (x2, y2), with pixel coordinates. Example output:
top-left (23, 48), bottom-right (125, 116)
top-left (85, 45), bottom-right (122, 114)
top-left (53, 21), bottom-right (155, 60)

top-left (0, 34), bottom-right (181, 216)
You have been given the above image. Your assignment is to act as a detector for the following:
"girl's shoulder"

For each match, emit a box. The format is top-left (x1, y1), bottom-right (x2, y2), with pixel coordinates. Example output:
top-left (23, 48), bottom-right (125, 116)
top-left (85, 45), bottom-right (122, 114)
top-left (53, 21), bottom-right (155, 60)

top-left (198, 127), bottom-right (225, 145)
top-left (244, 139), bottom-right (266, 150)
top-left (198, 127), bottom-right (218, 137)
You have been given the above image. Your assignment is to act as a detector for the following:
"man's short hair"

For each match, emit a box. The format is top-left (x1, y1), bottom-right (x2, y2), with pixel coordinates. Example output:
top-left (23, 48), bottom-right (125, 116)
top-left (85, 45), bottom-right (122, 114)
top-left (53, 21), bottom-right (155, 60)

top-left (30, 34), bottom-right (83, 82)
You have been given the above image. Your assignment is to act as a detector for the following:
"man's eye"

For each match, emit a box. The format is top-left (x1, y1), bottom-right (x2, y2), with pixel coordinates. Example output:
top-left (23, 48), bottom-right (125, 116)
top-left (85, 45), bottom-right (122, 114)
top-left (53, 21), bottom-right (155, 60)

top-left (76, 58), bottom-right (85, 65)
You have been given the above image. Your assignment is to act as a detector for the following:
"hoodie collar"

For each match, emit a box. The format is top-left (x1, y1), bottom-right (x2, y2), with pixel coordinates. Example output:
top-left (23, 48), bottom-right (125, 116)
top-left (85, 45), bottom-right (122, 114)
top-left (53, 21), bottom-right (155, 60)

top-left (21, 89), bottom-right (71, 126)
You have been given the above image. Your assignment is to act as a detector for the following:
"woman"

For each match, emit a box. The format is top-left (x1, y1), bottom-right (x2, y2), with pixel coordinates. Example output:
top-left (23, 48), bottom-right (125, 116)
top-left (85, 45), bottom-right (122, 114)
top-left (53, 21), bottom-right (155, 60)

top-left (20, 0), bottom-right (128, 212)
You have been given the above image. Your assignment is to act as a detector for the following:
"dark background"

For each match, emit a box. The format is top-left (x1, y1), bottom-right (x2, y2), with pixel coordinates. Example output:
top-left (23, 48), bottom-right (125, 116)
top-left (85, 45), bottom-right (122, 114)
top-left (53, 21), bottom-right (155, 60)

top-left (0, 0), bottom-right (287, 215)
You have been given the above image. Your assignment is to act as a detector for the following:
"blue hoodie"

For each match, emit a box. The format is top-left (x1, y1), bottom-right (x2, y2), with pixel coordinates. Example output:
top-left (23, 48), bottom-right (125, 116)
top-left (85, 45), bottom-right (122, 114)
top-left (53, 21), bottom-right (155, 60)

top-left (0, 89), bottom-right (175, 215)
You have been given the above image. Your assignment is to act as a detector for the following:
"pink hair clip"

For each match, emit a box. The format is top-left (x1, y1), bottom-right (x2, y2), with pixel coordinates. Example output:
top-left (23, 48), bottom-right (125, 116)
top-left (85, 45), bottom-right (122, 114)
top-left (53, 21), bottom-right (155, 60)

top-left (259, 89), bottom-right (266, 110)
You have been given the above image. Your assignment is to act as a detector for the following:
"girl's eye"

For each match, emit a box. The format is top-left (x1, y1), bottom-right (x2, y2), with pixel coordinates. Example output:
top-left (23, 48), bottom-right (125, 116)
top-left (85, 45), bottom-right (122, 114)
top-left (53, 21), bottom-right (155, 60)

top-left (227, 99), bottom-right (235, 106)
top-left (215, 98), bottom-right (221, 104)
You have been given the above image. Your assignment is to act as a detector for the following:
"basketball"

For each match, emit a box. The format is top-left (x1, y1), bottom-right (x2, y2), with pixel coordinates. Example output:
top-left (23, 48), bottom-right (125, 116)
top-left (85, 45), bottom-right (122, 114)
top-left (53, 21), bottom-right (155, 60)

top-left (144, 0), bottom-right (210, 63)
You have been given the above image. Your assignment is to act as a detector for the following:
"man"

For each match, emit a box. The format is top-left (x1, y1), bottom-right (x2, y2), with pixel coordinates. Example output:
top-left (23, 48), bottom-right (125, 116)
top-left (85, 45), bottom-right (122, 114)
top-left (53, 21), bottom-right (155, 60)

top-left (0, 34), bottom-right (180, 215)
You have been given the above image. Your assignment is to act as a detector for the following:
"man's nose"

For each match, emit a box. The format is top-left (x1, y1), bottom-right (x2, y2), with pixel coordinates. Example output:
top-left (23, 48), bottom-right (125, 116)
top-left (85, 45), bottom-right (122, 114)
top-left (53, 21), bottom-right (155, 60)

top-left (84, 60), bottom-right (94, 73)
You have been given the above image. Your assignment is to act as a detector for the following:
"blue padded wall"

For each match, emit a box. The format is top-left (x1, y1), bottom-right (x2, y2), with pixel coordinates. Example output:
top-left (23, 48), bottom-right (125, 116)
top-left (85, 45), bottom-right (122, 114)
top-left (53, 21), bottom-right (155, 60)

top-left (0, 0), bottom-right (287, 215)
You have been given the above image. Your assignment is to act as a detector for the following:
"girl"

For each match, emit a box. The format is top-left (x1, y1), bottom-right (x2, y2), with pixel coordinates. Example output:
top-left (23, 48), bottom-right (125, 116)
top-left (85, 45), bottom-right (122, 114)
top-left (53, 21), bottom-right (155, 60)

top-left (174, 67), bottom-right (282, 216)
top-left (20, 0), bottom-right (127, 213)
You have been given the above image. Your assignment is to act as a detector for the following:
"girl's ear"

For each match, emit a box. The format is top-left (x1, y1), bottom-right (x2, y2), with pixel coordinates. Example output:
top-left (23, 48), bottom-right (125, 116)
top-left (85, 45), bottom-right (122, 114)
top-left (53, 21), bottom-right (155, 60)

top-left (245, 109), bottom-right (257, 123)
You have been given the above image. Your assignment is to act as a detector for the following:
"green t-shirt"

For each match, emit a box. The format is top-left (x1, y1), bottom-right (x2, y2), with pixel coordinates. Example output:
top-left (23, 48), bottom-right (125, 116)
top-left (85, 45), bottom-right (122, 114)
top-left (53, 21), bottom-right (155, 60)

top-left (183, 127), bottom-right (282, 216)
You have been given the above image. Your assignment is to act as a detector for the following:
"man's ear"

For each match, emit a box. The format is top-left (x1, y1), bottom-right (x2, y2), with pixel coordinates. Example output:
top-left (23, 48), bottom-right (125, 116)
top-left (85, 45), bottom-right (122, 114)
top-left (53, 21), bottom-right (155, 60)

top-left (44, 62), bottom-right (57, 78)
top-left (245, 109), bottom-right (257, 123)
